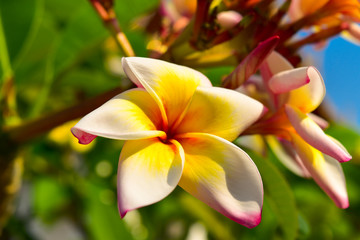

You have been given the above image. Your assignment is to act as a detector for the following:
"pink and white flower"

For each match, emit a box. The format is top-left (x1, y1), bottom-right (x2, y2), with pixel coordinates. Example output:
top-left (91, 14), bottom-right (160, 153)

top-left (240, 51), bottom-right (351, 208)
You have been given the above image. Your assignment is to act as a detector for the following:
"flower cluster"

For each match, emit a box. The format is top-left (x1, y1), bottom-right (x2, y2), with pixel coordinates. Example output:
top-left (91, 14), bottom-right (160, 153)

top-left (137, 0), bottom-right (360, 66)
top-left (72, 0), bottom-right (357, 229)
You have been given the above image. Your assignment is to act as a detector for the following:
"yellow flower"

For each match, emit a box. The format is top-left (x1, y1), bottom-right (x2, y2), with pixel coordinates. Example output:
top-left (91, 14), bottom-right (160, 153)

top-left (72, 57), bottom-right (266, 228)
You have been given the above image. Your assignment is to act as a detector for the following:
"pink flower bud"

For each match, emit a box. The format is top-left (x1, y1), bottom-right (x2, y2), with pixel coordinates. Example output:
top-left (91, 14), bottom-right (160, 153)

top-left (217, 11), bottom-right (242, 30)
top-left (348, 23), bottom-right (360, 41)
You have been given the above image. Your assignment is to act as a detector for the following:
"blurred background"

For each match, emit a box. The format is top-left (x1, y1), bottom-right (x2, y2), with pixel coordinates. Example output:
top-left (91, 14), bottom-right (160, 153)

top-left (1, 0), bottom-right (360, 239)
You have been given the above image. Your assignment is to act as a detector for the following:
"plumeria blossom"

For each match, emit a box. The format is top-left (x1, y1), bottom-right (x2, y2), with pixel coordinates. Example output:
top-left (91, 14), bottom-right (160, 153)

top-left (288, 0), bottom-right (360, 25)
top-left (135, 0), bottom-right (196, 57)
top-left (288, 0), bottom-right (360, 45)
top-left (240, 51), bottom-right (351, 208)
top-left (72, 57), bottom-right (267, 228)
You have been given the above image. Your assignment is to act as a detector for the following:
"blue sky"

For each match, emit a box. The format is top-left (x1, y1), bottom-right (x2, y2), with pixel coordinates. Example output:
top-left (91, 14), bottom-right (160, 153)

top-left (324, 37), bottom-right (360, 128)
top-left (302, 37), bottom-right (360, 129)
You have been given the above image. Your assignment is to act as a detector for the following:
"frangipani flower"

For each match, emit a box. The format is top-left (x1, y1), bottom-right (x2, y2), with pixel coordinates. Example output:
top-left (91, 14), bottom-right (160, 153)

top-left (72, 57), bottom-right (266, 228)
top-left (240, 52), bottom-right (351, 208)
top-left (134, 0), bottom-right (196, 57)
top-left (288, 0), bottom-right (360, 25)
top-left (162, 0), bottom-right (196, 20)
top-left (288, 0), bottom-right (360, 46)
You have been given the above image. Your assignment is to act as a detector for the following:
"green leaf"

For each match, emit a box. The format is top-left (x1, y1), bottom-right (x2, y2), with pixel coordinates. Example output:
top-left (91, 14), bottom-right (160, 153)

top-left (53, 2), bottom-right (108, 76)
top-left (33, 177), bottom-right (69, 222)
top-left (0, 0), bottom-right (43, 64)
top-left (179, 193), bottom-right (235, 240)
top-left (30, 1), bottom-right (109, 116)
top-left (203, 66), bottom-right (234, 86)
top-left (114, 0), bottom-right (159, 28)
top-left (0, 10), bottom-right (12, 82)
top-left (298, 213), bottom-right (310, 238)
top-left (325, 124), bottom-right (360, 154)
top-left (85, 181), bottom-right (133, 240)
top-left (249, 151), bottom-right (299, 240)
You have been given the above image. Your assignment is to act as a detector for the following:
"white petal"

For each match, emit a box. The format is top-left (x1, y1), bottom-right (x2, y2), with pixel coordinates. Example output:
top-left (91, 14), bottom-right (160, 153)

top-left (260, 51), bottom-right (293, 82)
top-left (72, 88), bottom-right (165, 143)
top-left (118, 138), bottom-right (184, 217)
top-left (268, 67), bottom-right (310, 94)
top-left (291, 133), bottom-right (349, 208)
top-left (178, 133), bottom-right (263, 228)
top-left (285, 67), bottom-right (325, 113)
top-left (285, 105), bottom-right (351, 162)
top-left (266, 136), bottom-right (311, 177)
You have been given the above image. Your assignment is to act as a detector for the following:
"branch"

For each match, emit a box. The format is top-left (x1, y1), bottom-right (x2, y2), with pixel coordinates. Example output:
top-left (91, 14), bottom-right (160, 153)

top-left (89, 0), bottom-right (135, 57)
top-left (4, 87), bottom-right (124, 143)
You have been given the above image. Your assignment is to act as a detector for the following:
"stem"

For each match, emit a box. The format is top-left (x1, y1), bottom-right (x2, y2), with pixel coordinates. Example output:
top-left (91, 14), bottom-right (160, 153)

top-left (190, 0), bottom-right (213, 49)
top-left (269, 0), bottom-right (291, 25)
top-left (0, 134), bottom-right (20, 234)
top-left (89, 0), bottom-right (135, 57)
top-left (275, 4), bottom-right (331, 45)
top-left (4, 87), bottom-right (124, 143)
top-left (287, 23), bottom-right (348, 51)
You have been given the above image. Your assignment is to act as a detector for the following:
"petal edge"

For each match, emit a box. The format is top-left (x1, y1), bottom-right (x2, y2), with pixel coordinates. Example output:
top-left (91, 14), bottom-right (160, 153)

top-left (118, 138), bottom-right (184, 217)
top-left (177, 133), bottom-right (263, 228)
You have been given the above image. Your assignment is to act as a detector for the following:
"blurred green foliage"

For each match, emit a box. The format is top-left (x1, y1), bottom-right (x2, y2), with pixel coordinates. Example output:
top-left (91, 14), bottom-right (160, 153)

top-left (1, 0), bottom-right (360, 239)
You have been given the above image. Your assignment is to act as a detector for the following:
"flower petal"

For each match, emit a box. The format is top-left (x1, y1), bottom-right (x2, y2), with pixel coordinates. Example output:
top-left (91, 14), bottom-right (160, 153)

top-left (117, 138), bottom-right (184, 217)
top-left (288, 0), bottom-right (304, 21)
top-left (291, 133), bottom-right (349, 208)
top-left (217, 10), bottom-right (242, 30)
top-left (177, 133), bottom-right (263, 228)
top-left (268, 67), bottom-right (311, 94)
top-left (122, 57), bottom-right (212, 128)
top-left (285, 67), bottom-right (325, 113)
top-left (236, 135), bottom-right (267, 157)
top-left (236, 75), bottom-right (270, 106)
top-left (175, 86), bottom-right (266, 142)
top-left (260, 51), bottom-right (293, 82)
top-left (72, 88), bottom-right (165, 144)
top-left (266, 136), bottom-right (311, 178)
top-left (308, 113), bottom-right (329, 129)
top-left (342, 23), bottom-right (360, 46)
top-left (285, 105), bottom-right (351, 162)
top-left (288, 0), bottom-right (328, 22)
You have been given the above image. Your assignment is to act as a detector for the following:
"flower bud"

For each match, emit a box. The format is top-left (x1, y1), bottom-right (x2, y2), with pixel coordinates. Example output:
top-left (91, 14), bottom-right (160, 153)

top-left (217, 11), bottom-right (242, 30)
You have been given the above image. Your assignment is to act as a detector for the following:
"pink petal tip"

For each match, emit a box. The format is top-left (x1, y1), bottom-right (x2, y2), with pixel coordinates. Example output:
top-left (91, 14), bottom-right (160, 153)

top-left (335, 195), bottom-right (349, 209)
top-left (339, 155), bottom-right (352, 163)
top-left (261, 106), bottom-right (269, 118)
top-left (235, 211), bottom-right (262, 229)
top-left (119, 209), bottom-right (128, 218)
top-left (71, 128), bottom-right (97, 144)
